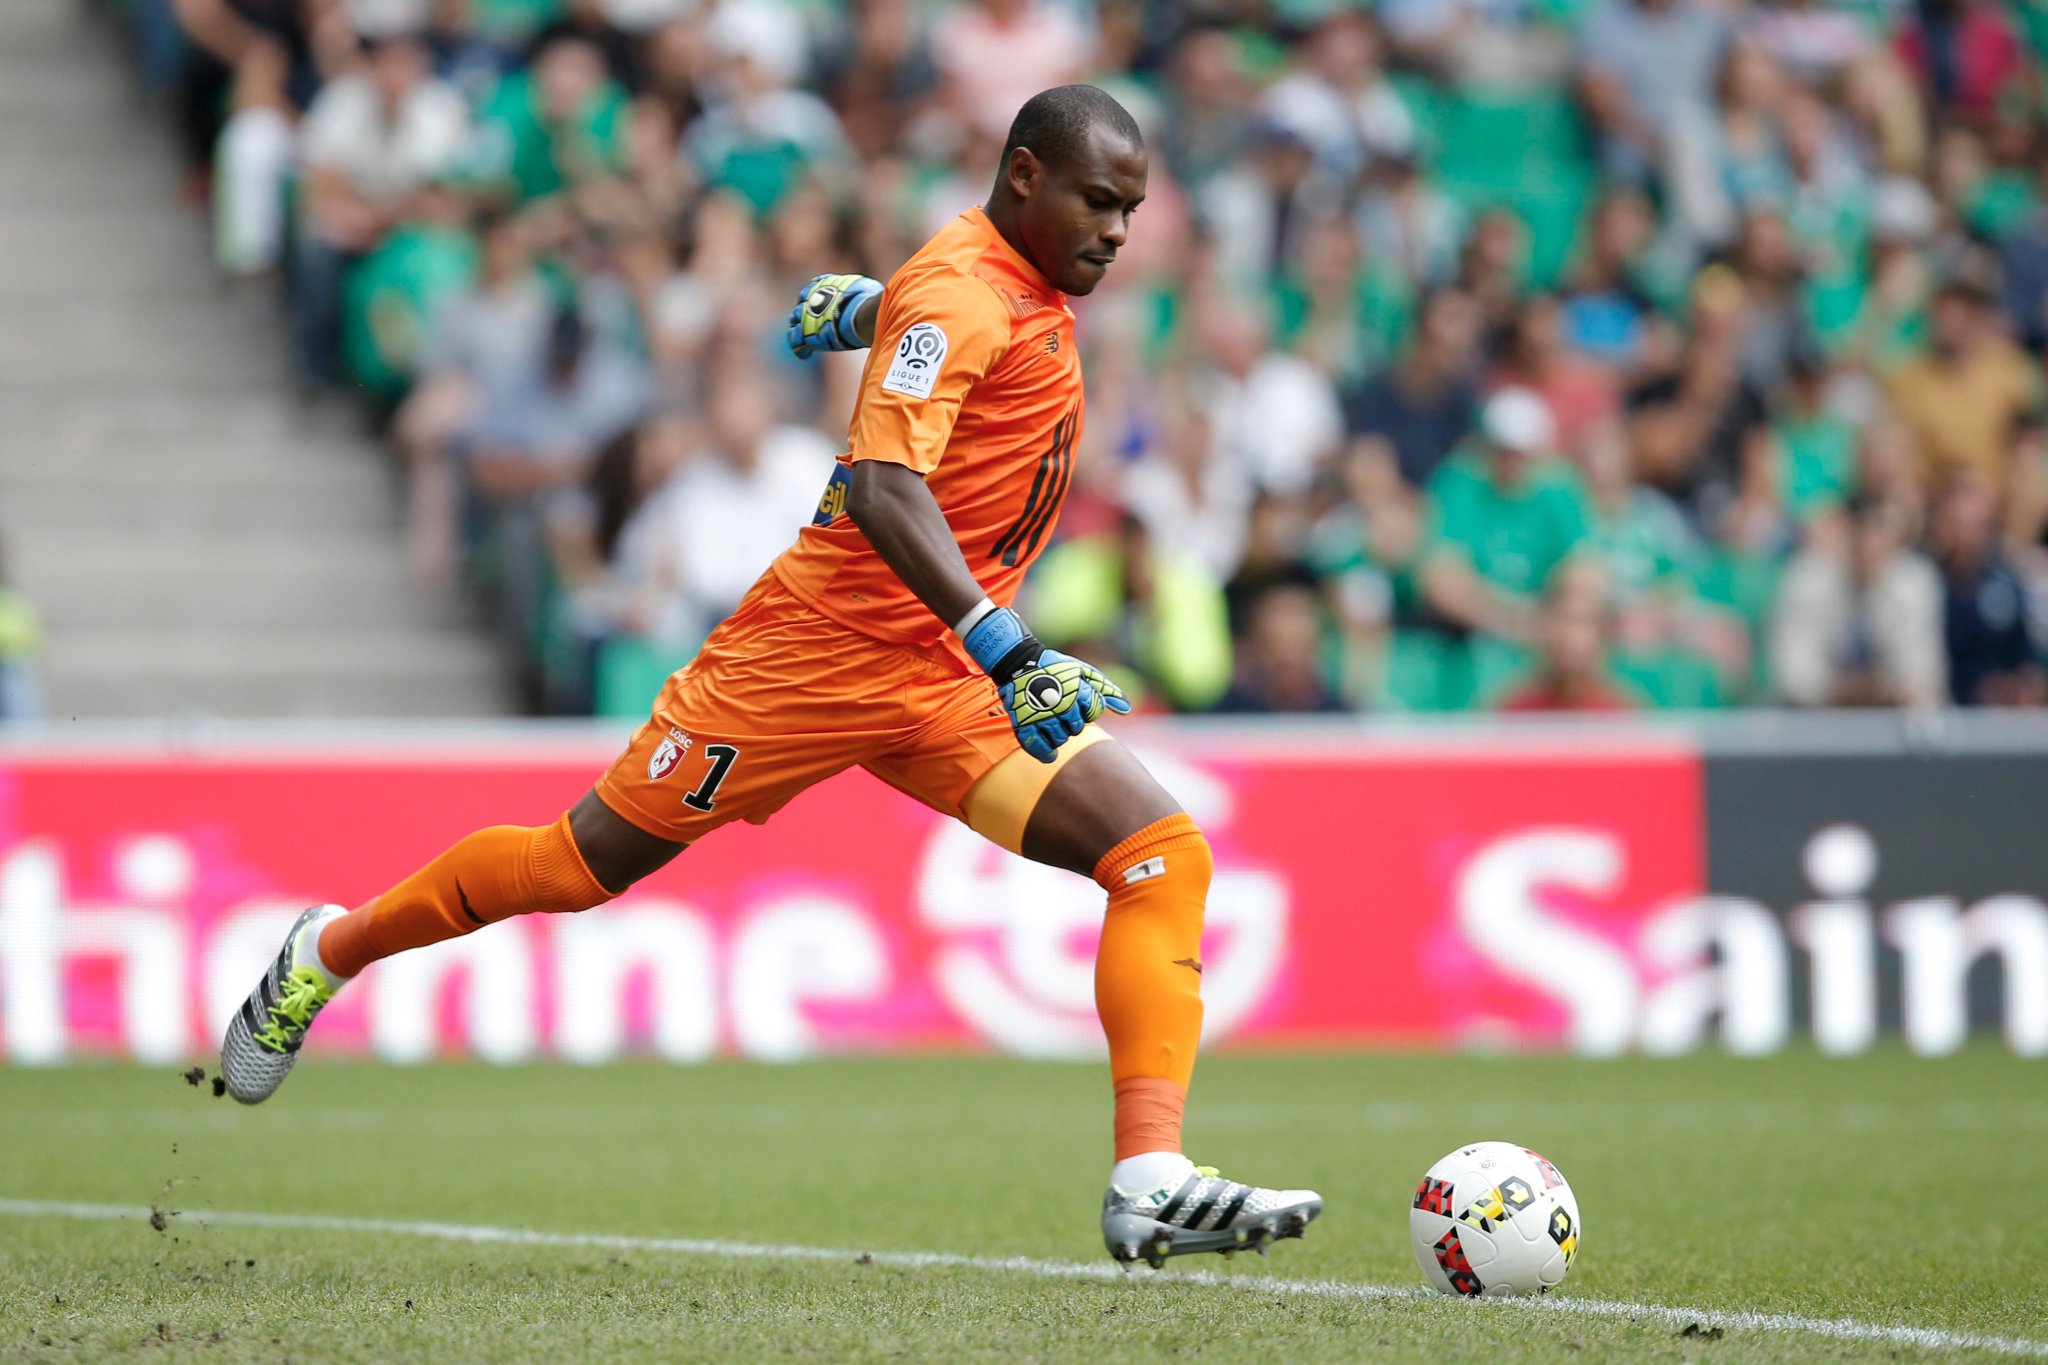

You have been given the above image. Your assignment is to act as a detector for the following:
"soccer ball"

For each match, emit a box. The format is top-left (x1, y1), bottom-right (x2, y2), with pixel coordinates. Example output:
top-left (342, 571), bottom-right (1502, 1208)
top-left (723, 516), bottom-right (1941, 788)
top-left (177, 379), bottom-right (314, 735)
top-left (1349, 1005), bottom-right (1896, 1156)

top-left (1409, 1141), bottom-right (1580, 1297)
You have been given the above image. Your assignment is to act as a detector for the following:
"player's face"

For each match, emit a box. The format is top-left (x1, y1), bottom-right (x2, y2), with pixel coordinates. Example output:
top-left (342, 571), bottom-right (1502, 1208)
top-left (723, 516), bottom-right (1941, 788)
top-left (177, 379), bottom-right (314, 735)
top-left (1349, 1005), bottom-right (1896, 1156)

top-left (1018, 126), bottom-right (1148, 296)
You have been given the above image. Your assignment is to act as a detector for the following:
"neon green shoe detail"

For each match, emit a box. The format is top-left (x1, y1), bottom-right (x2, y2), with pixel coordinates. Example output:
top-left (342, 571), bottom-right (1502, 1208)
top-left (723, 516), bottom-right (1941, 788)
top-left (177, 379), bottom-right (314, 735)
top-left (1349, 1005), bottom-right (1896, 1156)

top-left (252, 964), bottom-right (335, 1054)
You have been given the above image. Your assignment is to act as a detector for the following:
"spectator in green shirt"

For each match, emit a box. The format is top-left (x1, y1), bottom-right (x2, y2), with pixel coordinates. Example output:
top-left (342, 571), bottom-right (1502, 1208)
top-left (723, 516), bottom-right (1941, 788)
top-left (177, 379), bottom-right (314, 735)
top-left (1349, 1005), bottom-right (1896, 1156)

top-left (473, 33), bottom-right (627, 204)
top-left (1770, 345), bottom-right (1857, 523)
top-left (1420, 387), bottom-right (1595, 648)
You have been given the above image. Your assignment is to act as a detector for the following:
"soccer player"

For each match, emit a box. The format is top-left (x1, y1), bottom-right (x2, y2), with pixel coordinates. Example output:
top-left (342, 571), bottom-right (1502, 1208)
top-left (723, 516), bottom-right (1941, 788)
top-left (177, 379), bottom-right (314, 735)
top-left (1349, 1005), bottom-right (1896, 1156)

top-left (222, 85), bottom-right (1322, 1268)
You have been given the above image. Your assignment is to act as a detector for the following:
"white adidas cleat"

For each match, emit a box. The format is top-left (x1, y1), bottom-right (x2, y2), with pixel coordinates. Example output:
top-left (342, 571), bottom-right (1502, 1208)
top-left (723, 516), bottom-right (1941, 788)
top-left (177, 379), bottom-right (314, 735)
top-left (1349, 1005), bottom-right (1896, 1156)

top-left (1101, 1160), bottom-right (1323, 1269)
top-left (219, 904), bottom-right (348, 1104)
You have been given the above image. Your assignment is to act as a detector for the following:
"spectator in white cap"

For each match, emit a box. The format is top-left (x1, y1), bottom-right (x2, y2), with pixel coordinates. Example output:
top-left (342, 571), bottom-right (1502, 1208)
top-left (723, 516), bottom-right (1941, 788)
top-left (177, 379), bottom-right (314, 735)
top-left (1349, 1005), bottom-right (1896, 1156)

top-left (1417, 387), bottom-right (1597, 646)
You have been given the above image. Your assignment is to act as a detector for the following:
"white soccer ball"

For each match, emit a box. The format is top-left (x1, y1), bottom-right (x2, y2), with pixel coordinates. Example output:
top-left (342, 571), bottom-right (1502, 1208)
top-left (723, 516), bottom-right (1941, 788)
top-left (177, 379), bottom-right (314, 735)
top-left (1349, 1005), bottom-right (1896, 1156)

top-left (1409, 1141), bottom-right (1581, 1297)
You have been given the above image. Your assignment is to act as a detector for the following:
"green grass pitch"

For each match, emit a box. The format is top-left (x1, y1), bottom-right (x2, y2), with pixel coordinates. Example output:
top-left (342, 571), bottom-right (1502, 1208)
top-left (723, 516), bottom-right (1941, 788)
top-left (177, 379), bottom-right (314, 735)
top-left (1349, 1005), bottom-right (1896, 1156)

top-left (1, 1049), bottom-right (2042, 1362)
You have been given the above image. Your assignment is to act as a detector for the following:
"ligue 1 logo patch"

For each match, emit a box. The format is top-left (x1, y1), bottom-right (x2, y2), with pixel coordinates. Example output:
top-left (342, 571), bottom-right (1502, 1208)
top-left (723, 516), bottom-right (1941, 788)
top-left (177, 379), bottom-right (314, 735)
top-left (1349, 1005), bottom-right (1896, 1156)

top-left (648, 727), bottom-right (693, 781)
top-left (881, 322), bottom-right (947, 400)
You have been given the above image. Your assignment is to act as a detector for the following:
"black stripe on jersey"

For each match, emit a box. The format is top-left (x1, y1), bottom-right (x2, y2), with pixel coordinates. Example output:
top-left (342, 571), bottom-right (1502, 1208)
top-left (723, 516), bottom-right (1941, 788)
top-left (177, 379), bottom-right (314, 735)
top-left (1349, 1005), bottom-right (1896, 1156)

top-left (1012, 418), bottom-right (1075, 564)
top-left (991, 414), bottom-right (1066, 566)
top-left (991, 419), bottom-right (1056, 564)
top-left (991, 409), bottom-right (1078, 567)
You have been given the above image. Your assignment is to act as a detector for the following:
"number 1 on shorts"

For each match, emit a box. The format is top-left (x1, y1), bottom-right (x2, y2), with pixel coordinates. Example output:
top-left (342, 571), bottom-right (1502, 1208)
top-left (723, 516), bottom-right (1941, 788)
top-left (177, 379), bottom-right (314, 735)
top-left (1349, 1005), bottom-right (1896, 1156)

top-left (682, 744), bottom-right (741, 813)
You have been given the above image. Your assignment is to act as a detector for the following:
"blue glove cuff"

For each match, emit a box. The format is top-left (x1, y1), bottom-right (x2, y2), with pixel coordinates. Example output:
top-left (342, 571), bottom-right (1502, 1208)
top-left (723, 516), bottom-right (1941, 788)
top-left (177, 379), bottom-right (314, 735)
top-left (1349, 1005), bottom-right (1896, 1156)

top-left (961, 606), bottom-right (1036, 679)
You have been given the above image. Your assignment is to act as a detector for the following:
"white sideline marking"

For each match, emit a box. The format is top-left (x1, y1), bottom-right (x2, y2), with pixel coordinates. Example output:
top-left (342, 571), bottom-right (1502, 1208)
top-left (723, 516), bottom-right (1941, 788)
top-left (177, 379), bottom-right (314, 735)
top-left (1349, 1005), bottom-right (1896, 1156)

top-left (2, 1198), bottom-right (2043, 1358)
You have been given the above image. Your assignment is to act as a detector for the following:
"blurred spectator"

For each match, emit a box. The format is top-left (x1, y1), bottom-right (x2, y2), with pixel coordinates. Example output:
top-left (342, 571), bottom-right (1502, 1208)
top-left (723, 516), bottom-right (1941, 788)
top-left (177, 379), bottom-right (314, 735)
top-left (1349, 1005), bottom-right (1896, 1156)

top-left (687, 16), bottom-right (856, 214)
top-left (1745, 0), bottom-right (1869, 86)
top-left (1259, 12), bottom-right (1416, 184)
top-left (1495, 563), bottom-right (1639, 712)
top-left (1885, 280), bottom-right (2040, 494)
top-left (1122, 389), bottom-right (1253, 582)
top-left (1712, 39), bottom-right (1791, 219)
top-left (817, 0), bottom-right (941, 160)
top-left (1198, 123), bottom-right (1340, 294)
top-left (293, 31), bottom-right (474, 386)
top-left (1772, 495), bottom-right (1946, 707)
top-left (1576, 0), bottom-right (1734, 244)
top-left (1625, 267), bottom-right (1769, 530)
top-left (1769, 346), bottom-right (1856, 525)
top-left (932, 0), bottom-right (1095, 143)
top-left (1344, 287), bottom-right (1481, 489)
top-left (1489, 293), bottom-right (1618, 457)
top-left (1223, 492), bottom-right (1322, 635)
top-left (394, 210), bottom-right (553, 582)
top-left (1154, 24), bottom-right (1252, 192)
top-left (1559, 186), bottom-right (1661, 372)
top-left (529, 0), bottom-right (641, 93)
top-left (1452, 208), bottom-right (1529, 340)
top-left (473, 32), bottom-right (627, 203)
top-left (460, 299), bottom-right (649, 692)
top-left (1029, 512), bottom-right (1235, 713)
top-left (1195, 295), bottom-right (1345, 499)
top-left (2000, 160), bottom-right (2048, 352)
top-left (1354, 151), bottom-right (1466, 293)
top-left (1420, 388), bottom-right (1592, 644)
top-left (553, 413), bottom-right (694, 647)
top-left (1929, 471), bottom-right (2046, 706)
top-left (1725, 208), bottom-right (1806, 395)
top-left (0, 540), bottom-right (42, 722)
top-left (622, 365), bottom-right (837, 643)
top-left (1892, 0), bottom-right (2028, 127)
top-left (468, 304), bottom-right (650, 506)
top-left (1212, 582), bottom-right (1344, 715)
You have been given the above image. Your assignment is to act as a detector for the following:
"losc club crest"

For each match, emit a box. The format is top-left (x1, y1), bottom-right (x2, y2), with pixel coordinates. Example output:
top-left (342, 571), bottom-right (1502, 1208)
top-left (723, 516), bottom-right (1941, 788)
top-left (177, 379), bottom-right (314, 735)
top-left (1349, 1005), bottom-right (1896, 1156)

top-left (648, 727), bottom-right (693, 781)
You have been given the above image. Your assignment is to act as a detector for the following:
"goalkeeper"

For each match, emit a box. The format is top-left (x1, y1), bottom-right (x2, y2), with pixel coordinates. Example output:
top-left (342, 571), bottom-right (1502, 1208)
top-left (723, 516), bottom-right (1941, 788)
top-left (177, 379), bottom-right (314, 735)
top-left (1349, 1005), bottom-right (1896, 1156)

top-left (221, 85), bottom-right (1322, 1270)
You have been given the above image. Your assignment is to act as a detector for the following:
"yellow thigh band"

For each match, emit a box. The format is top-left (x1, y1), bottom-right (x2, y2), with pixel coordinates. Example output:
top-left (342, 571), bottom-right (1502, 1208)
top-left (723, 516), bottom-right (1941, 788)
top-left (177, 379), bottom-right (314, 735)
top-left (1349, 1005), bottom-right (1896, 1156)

top-left (962, 725), bottom-right (1111, 855)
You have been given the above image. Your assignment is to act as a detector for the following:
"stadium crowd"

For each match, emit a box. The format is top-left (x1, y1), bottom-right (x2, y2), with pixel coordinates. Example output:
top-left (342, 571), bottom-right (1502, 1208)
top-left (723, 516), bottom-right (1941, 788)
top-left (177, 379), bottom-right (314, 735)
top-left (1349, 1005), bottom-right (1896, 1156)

top-left (132, 0), bottom-right (2048, 716)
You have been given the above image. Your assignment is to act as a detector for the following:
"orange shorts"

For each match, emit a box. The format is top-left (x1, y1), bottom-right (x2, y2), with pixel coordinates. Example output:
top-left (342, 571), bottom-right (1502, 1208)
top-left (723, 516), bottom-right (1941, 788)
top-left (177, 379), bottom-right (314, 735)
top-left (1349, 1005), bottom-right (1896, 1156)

top-left (595, 574), bottom-right (1021, 844)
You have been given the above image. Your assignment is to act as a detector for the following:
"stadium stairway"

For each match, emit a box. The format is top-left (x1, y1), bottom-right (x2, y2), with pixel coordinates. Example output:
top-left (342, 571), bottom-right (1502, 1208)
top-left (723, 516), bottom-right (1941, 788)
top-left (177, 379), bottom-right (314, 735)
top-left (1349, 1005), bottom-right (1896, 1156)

top-left (0, 1), bottom-right (513, 719)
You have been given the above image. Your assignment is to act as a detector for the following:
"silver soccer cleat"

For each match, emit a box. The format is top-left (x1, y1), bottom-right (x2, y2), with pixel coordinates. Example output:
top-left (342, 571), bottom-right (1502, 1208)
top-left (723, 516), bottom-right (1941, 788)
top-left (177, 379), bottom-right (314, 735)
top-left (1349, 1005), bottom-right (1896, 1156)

top-left (1102, 1164), bottom-right (1323, 1269)
top-left (219, 904), bottom-right (347, 1105)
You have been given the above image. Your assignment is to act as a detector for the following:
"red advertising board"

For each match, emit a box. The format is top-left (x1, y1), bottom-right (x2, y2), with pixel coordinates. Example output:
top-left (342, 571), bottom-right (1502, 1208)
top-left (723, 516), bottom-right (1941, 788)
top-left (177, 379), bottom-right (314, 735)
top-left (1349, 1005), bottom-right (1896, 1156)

top-left (0, 728), bottom-right (1702, 1062)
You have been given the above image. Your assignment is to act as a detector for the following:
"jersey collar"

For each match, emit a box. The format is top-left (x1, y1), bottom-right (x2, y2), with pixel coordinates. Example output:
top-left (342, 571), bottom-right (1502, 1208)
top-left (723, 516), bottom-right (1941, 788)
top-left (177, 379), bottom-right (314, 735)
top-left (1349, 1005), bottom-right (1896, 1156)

top-left (965, 205), bottom-right (1063, 308)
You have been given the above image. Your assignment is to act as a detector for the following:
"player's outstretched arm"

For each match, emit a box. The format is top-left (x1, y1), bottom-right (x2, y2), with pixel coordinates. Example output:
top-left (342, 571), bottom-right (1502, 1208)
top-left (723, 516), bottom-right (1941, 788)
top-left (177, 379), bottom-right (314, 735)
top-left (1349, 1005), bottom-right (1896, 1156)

top-left (849, 461), bottom-right (1128, 761)
top-left (787, 273), bottom-right (884, 358)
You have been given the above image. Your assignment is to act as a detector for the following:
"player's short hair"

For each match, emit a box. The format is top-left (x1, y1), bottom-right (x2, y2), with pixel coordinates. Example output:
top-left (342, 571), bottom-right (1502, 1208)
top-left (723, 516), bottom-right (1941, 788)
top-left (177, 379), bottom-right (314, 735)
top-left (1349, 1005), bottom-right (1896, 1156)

top-left (999, 85), bottom-right (1143, 172)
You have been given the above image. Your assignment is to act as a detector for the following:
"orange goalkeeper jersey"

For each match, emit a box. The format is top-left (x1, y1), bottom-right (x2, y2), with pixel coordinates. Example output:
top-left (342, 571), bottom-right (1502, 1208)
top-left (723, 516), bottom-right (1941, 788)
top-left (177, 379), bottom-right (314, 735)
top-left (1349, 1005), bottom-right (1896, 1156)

top-left (771, 206), bottom-right (1084, 650)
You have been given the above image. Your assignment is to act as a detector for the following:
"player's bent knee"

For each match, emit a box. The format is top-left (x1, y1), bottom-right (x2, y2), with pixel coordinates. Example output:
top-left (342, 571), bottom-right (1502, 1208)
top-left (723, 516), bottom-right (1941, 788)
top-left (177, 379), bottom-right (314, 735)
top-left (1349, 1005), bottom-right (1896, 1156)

top-left (1094, 814), bottom-right (1212, 897)
top-left (1013, 735), bottom-right (1184, 878)
top-left (567, 788), bottom-right (688, 896)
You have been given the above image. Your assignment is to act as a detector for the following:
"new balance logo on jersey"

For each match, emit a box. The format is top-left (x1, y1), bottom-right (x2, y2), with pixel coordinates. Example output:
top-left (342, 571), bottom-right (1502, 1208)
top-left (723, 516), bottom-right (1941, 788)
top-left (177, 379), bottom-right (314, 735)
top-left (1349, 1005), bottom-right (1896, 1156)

top-left (1043, 332), bottom-right (1060, 355)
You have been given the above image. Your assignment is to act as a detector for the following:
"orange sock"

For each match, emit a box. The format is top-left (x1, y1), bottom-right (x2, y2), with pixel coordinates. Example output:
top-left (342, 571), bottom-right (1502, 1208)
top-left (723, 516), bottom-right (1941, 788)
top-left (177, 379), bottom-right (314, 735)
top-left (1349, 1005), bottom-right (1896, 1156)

top-left (1093, 812), bottom-right (1209, 1160)
top-left (318, 814), bottom-right (616, 978)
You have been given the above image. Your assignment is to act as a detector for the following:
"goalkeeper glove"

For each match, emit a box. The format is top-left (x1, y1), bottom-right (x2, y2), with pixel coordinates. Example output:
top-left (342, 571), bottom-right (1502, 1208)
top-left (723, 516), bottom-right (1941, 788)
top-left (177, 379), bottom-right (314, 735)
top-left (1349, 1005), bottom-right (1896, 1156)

top-left (961, 604), bottom-right (1130, 764)
top-left (787, 272), bottom-right (883, 359)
